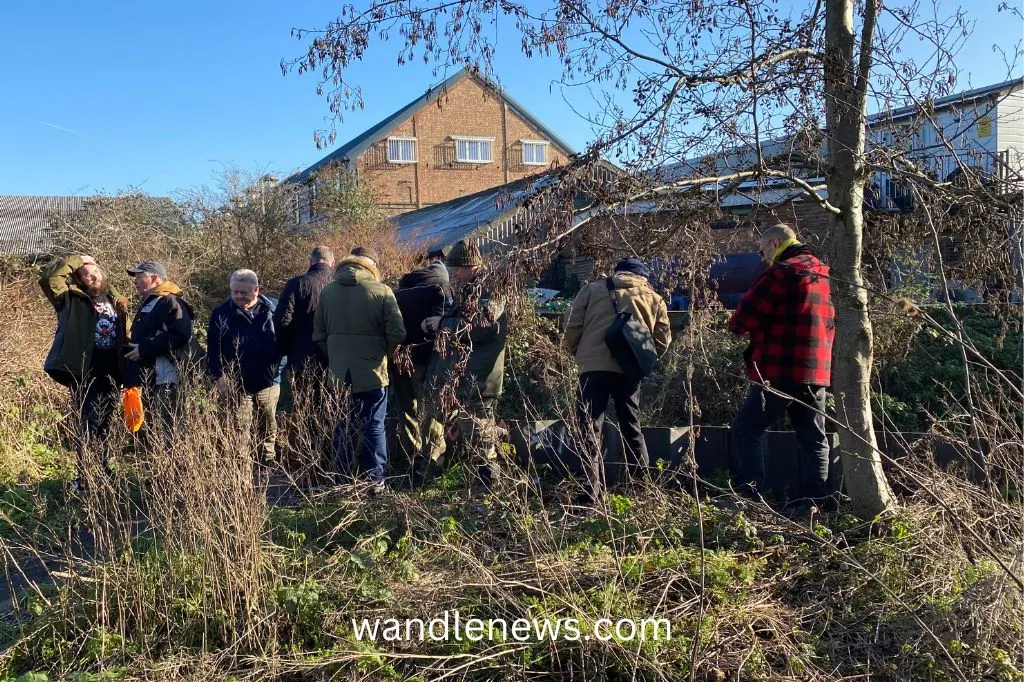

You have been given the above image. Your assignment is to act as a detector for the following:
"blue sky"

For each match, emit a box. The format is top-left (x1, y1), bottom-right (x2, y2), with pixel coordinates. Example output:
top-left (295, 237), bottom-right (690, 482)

top-left (1, 0), bottom-right (1021, 197)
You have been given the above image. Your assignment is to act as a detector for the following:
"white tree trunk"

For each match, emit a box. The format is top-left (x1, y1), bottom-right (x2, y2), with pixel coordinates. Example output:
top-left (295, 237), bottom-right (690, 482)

top-left (824, 0), bottom-right (898, 520)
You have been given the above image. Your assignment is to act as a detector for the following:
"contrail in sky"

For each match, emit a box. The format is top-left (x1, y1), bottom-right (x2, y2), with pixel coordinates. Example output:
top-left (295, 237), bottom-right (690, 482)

top-left (40, 121), bottom-right (91, 138)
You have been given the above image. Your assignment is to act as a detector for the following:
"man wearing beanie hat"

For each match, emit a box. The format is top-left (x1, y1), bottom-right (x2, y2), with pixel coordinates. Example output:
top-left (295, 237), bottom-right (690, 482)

top-left (423, 239), bottom-right (508, 487)
top-left (314, 246), bottom-right (406, 488)
top-left (563, 256), bottom-right (671, 499)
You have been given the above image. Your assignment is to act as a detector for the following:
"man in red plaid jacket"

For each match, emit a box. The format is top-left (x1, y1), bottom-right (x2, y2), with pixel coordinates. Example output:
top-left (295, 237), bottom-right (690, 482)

top-left (728, 223), bottom-right (836, 508)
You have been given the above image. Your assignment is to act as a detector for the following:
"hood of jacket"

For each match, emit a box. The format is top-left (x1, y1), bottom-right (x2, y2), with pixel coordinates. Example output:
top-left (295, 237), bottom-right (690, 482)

top-left (148, 280), bottom-right (184, 298)
top-left (398, 262), bottom-right (448, 290)
top-left (775, 242), bottom-right (815, 263)
top-left (610, 271), bottom-right (650, 290)
top-left (336, 255), bottom-right (381, 285)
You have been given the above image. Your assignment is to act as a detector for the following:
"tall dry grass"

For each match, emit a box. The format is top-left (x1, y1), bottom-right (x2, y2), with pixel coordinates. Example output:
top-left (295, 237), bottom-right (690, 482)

top-left (1, 179), bottom-right (1023, 679)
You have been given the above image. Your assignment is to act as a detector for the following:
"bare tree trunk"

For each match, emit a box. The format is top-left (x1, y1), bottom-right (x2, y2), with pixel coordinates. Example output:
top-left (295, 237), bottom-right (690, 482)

top-left (824, 0), bottom-right (897, 519)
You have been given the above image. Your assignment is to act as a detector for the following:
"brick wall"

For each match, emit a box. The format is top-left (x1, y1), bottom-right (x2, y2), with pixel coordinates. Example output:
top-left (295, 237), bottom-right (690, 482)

top-left (356, 77), bottom-right (571, 213)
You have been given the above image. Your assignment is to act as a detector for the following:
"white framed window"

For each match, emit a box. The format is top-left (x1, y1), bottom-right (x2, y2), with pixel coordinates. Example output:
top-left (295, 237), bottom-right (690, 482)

top-left (521, 140), bottom-right (549, 165)
top-left (453, 136), bottom-right (494, 163)
top-left (387, 137), bottom-right (418, 163)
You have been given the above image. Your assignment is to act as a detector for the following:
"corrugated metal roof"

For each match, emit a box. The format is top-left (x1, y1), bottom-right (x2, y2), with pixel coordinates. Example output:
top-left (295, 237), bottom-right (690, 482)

top-left (391, 161), bottom-right (624, 253)
top-left (391, 173), bottom-right (549, 252)
top-left (0, 196), bottom-right (85, 257)
top-left (664, 77), bottom-right (1024, 180)
top-left (284, 67), bottom-right (578, 185)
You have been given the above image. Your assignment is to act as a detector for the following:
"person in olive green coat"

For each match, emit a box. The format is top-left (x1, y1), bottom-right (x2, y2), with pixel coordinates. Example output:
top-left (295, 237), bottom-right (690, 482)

top-left (39, 254), bottom-right (130, 491)
top-left (423, 239), bottom-right (508, 488)
top-left (314, 246), bottom-right (406, 487)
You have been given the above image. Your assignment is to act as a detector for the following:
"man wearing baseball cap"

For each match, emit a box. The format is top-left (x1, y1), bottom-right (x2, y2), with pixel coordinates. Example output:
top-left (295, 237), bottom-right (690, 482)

top-left (123, 260), bottom-right (195, 445)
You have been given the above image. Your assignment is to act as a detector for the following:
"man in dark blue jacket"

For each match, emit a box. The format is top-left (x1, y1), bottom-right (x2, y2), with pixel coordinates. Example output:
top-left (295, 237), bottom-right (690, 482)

top-left (207, 269), bottom-right (283, 463)
top-left (273, 246), bottom-right (335, 469)
top-left (274, 246), bottom-right (335, 379)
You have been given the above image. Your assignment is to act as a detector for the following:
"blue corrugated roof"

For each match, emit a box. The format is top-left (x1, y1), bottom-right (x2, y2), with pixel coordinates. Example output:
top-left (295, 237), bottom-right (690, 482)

top-left (285, 68), bottom-right (577, 185)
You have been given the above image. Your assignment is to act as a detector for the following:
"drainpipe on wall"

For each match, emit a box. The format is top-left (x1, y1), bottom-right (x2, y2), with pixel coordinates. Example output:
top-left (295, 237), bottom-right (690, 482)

top-left (502, 101), bottom-right (510, 184)
top-left (413, 115), bottom-right (422, 208)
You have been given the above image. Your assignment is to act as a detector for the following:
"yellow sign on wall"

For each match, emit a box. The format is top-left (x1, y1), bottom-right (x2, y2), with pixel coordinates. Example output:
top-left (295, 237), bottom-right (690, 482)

top-left (978, 115), bottom-right (992, 138)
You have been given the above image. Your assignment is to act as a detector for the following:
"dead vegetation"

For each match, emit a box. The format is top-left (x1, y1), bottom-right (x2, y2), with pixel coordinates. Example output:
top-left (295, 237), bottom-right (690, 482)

top-left (0, 165), bottom-right (1022, 679)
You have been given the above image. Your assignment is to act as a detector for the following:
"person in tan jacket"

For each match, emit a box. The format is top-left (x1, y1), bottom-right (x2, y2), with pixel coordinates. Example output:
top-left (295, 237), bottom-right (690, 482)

top-left (562, 258), bottom-right (671, 497)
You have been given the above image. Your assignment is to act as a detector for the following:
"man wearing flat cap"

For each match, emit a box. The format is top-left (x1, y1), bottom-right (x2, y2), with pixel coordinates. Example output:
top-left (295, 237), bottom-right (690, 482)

top-left (563, 257), bottom-right (671, 499)
top-left (123, 260), bottom-right (195, 444)
top-left (423, 239), bottom-right (509, 488)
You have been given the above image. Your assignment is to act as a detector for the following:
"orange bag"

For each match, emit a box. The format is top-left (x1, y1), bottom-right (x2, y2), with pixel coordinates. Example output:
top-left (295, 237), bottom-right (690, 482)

top-left (123, 387), bottom-right (145, 433)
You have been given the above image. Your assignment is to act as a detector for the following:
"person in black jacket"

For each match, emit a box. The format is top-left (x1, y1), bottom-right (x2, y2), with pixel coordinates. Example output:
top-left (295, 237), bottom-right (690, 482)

top-left (207, 269), bottom-right (284, 463)
top-left (273, 246), bottom-right (335, 469)
top-left (274, 246), bottom-right (335, 378)
top-left (123, 261), bottom-right (194, 446)
top-left (393, 250), bottom-right (451, 484)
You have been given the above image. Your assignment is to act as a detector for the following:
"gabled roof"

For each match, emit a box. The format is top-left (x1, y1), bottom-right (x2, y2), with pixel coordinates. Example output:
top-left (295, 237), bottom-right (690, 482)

top-left (0, 196), bottom-right (85, 257)
top-left (285, 67), bottom-right (577, 184)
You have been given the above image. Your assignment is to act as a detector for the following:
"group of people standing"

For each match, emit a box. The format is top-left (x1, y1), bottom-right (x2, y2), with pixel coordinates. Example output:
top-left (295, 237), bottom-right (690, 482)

top-left (38, 240), bottom-right (512, 493)
top-left (39, 222), bottom-right (836, 510)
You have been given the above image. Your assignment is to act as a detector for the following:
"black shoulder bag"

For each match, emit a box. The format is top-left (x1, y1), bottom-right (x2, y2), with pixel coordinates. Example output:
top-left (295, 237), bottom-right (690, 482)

top-left (603, 278), bottom-right (658, 380)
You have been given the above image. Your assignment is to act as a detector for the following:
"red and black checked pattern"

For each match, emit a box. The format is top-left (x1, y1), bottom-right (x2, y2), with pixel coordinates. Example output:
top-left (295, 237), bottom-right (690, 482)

top-left (728, 244), bottom-right (836, 387)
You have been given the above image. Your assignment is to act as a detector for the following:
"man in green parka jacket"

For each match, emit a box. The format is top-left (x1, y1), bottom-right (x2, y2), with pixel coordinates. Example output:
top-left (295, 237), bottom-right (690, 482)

top-left (39, 254), bottom-right (130, 490)
top-left (314, 246), bottom-right (406, 487)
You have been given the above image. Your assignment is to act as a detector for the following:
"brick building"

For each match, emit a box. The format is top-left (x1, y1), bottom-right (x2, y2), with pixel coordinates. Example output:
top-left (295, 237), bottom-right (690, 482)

top-left (285, 68), bottom-right (575, 222)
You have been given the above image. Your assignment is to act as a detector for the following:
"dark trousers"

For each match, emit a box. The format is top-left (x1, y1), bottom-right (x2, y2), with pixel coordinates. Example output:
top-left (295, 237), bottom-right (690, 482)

top-left (76, 375), bottom-right (118, 476)
top-left (731, 383), bottom-right (830, 501)
top-left (285, 366), bottom-right (334, 472)
top-left (577, 371), bottom-right (648, 494)
top-left (74, 350), bottom-right (121, 479)
top-left (333, 387), bottom-right (388, 483)
top-left (143, 382), bottom-right (178, 451)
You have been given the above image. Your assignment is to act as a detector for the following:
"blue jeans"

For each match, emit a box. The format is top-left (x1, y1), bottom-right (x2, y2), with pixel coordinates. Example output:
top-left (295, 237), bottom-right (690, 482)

top-left (333, 387), bottom-right (388, 483)
top-left (731, 383), bottom-right (830, 502)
